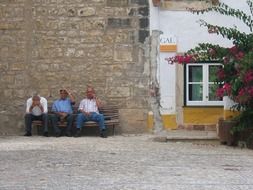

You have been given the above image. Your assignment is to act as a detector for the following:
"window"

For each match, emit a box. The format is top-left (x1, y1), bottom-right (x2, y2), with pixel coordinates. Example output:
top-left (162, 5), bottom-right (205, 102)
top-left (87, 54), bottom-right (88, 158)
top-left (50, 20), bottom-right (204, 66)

top-left (185, 63), bottom-right (223, 106)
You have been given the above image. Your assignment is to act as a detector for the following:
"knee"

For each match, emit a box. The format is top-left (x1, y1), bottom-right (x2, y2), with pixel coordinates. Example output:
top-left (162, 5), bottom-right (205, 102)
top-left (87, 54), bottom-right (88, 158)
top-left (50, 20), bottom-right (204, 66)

top-left (98, 114), bottom-right (104, 121)
top-left (51, 114), bottom-right (58, 121)
top-left (77, 113), bottom-right (83, 120)
top-left (68, 114), bottom-right (74, 119)
top-left (42, 113), bottom-right (48, 118)
top-left (25, 113), bottom-right (32, 119)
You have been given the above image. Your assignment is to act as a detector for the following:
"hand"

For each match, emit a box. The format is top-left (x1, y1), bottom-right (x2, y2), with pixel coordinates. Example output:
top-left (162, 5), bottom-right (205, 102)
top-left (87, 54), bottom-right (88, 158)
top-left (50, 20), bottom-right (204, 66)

top-left (84, 111), bottom-right (91, 116)
top-left (32, 100), bottom-right (40, 107)
top-left (58, 112), bottom-right (67, 117)
top-left (63, 88), bottom-right (72, 96)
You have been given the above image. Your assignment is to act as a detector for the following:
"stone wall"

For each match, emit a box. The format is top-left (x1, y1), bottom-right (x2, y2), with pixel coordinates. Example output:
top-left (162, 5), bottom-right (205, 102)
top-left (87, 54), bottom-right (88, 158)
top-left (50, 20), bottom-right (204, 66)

top-left (0, 0), bottom-right (150, 135)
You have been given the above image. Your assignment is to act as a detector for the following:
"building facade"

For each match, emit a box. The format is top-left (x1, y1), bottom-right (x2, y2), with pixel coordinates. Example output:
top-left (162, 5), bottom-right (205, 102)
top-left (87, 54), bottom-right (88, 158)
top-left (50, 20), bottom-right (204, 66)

top-left (150, 0), bottom-right (250, 130)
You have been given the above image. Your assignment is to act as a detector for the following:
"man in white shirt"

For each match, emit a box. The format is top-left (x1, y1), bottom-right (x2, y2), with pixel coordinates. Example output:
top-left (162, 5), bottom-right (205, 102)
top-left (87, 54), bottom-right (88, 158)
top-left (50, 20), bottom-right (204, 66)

top-left (75, 86), bottom-right (107, 138)
top-left (24, 94), bottom-right (48, 137)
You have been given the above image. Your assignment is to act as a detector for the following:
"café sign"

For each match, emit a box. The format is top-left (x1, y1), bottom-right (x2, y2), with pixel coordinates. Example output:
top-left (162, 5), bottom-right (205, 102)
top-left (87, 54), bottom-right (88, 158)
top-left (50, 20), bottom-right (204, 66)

top-left (160, 35), bottom-right (177, 52)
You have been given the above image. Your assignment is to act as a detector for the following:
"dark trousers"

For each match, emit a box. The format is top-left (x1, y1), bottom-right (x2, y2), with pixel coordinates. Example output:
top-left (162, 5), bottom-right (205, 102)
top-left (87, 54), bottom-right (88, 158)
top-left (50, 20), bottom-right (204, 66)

top-left (51, 114), bottom-right (74, 135)
top-left (25, 113), bottom-right (48, 134)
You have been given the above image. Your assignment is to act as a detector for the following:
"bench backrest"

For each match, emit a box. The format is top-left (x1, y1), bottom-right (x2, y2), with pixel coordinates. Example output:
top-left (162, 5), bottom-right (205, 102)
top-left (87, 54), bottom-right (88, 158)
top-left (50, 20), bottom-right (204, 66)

top-left (48, 104), bottom-right (119, 118)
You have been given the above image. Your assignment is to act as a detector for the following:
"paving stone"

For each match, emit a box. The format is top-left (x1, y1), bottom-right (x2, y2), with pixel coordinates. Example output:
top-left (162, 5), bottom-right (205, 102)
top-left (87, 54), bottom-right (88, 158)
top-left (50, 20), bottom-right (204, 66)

top-left (0, 135), bottom-right (253, 190)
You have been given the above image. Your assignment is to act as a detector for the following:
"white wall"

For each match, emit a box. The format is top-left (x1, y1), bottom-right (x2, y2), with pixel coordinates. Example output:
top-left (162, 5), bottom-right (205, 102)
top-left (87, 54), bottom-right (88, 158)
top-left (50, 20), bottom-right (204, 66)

top-left (150, 0), bottom-right (251, 115)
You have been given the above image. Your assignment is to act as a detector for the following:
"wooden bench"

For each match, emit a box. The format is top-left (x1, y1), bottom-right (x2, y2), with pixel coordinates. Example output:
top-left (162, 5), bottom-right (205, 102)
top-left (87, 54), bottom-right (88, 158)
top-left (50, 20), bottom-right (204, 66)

top-left (32, 104), bottom-right (120, 136)
top-left (79, 105), bottom-right (120, 135)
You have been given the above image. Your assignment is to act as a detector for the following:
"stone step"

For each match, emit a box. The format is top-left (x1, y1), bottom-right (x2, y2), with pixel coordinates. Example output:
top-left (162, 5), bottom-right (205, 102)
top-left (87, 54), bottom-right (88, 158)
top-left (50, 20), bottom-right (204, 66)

top-left (154, 129), bottom-right (219, 144)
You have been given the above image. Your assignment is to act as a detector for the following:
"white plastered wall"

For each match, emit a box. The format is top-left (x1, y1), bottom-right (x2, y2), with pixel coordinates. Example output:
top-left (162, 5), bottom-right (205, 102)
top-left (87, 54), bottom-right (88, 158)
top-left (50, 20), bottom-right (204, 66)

top-left (149, 0), bottom-right (251, 123)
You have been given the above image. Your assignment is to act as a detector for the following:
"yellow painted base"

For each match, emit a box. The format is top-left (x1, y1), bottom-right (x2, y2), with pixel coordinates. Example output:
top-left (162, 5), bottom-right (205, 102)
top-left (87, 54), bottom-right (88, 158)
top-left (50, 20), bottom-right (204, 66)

top-left (162, 114), bottom-right (177, 129)
top-left (223, 110), bottom-right (240, 120)
top-left (183, 107), bottom-right (224, 124)
top-left (147, 112), bottom-right (177, 130)
top-left (147, 108), bottom-right (240, 130)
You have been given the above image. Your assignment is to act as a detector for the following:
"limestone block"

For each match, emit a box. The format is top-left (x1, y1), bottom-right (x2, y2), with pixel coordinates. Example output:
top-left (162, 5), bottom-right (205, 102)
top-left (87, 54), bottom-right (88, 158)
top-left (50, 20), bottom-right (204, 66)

top-left (48, 7), bottom-right (59, 17)
top-left (90, 19), bottom-right (106, 30)
top-left (103, 7), bottom-right (114, 15)
top-left (102, 34), bottom-right (114, 43)
top-left (106, 76), bottom-right (131, 86)
top-left (119, 108), bottom-right (147, 133)
top-left (125, 97), bottom-right (148, 109)
top-left (39, 89), bottom-right (51, 97)
top-left (106, 87), bottom-right (130, 97)
top-left (91, 0), bottom-right (105, 2)
top-left (75, 49), bottom-right (85, 57)
top-left (108, 18), bottom-right (131, 28)
top-left (15, 74), bottom-right (25, 86)
top-left (139, 30), bottom-right (149, 43)
top-left (66, 30), bottom-right (79, 37)
top-left (81, 36), bottom-right (103, 43)
top-left (0, 114), bottom-right (9, 123)
top-left (97, 46), bottom-right (113, 58)
top-left (34, 7), bottom-right (48, 16)
top-left (107, 0), bottom-right (128, 7)
top-left (0, 114), bottom-right (24, 135)
top-left (52, 47), bottom-right (64, 57)
top-left (14, 89), bottom-right (26, 98)
top-left (4, 90), bottom-right (13, 98)
top-left (0, 35), bottom-right (15, 44)
top-left (67, 7), bottom-right (76, 17)
top-left (114, 45), bottom-right (133, 61)
top-left (65, 48), bottom-right (76, 57)
top-left (4, 7), bottom-right (24, 18)
top-left (133, 87), bottom-right (149, 97)
top-left (139, 18), bottom-right (149, 28)
top-left (0, 47), bottom-right (9, 58)
top-left (46, 20), bottom-right (58, 30)
top-left (138, 7), bottom-right (149, 16)
top-left (57, 7), bottom-right (67, 16)
top-left (80, 19), bottom-right (105, 30)
top-left (38, 64), bottom-right (49, 71)
top-left (0, 62), bottom-right (8, 71)
top-left (130, 0), bottom-right (149, 5)
top-left (78, 7), bottom-right (96, 17)
top-left (9, 62), bottom-right (25, 71)
top-left (1, 75), bottom-right (15, 84)
top-left (115, 32), bottom-right (133, 43)
top-left (114, 7), bottom-right (128, 17)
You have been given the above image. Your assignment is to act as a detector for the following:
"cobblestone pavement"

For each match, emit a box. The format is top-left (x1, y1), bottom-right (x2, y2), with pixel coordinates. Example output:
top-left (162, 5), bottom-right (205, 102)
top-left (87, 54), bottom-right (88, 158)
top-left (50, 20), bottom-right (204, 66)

top-left (0, 134), bottom-right (253, 190)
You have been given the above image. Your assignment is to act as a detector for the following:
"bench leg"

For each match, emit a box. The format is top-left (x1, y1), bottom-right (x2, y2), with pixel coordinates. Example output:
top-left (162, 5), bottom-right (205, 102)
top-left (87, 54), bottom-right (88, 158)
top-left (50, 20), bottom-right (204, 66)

top-left (37, 126), bottom-right (40, 135)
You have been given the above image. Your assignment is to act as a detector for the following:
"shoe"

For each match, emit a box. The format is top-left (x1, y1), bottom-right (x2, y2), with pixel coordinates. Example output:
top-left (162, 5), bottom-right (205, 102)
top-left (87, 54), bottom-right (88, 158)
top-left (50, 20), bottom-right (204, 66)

top-left (74, 129), bottom-right (81, 138)
top-left (100, 129), bottom-right (107, 138)
top-left (55, 132), bottom-right (61, 137)
top-left (65, 131), bottom-right (72, 137)
top-left (43, 132), bottom-right (49, 137)
top-left (24, 132), bottom-right (32, 136)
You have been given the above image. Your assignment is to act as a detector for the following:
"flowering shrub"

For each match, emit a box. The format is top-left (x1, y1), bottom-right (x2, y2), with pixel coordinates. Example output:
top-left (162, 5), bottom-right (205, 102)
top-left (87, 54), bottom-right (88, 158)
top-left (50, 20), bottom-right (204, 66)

top-left (167, 1), bottom-right (253, 132)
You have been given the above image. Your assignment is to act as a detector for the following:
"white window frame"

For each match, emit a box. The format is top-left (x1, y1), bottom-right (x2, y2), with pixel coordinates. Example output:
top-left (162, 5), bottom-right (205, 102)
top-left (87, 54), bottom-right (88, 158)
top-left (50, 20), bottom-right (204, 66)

top-left (186, 63), bottom-right (223, 106)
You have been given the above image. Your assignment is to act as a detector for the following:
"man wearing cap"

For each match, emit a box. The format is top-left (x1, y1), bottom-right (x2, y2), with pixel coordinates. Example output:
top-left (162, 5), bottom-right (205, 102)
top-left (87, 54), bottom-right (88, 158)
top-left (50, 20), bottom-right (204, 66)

top-left (24, 94), bottom-right (48, 137)
top-left (51, 88), bottom-right (75, 137)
